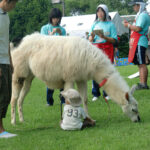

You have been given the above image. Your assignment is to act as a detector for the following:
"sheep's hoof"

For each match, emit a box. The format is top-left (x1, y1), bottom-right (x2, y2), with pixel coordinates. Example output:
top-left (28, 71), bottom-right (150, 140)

top-left (91, 119), bottom-right (96, 126)
top-left (19, 120), bottom-right (24, 123)
top-left (88, 118), bottom-right (96, 126)
top-left (11, 120), bottom-right (16, 125)
top-left (19, 119), bottom-right (24, 123)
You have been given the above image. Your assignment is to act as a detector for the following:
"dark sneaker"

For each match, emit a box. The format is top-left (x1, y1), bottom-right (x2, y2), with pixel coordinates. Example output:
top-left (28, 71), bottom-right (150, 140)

top-left (131, 83), bottom-right (149, 91)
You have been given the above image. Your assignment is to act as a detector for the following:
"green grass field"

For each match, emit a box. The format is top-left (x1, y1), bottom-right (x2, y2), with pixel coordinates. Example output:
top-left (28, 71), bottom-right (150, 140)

top-left (0, 65), bottom-right (150, 150)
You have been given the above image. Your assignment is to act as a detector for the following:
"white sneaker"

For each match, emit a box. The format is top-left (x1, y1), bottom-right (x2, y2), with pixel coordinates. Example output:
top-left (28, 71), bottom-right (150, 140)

top-left (92, 97), bottom-right (98, 101)
top-left (46, 104), bottom-right (50, 106)
top-left (105, 96), bottom-right (110, 100)
top-left (0, 131), bottom-right (17, 138)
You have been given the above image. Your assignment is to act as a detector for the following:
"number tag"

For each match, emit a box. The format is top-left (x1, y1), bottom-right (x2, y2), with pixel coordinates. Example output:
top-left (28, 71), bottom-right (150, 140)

top-left (67, 109), bottom-right (79, 118)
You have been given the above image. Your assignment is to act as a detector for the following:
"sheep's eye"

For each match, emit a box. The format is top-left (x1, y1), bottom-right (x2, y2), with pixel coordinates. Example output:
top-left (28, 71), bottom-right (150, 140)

top-left (132, 109), bottom-right (138, 113)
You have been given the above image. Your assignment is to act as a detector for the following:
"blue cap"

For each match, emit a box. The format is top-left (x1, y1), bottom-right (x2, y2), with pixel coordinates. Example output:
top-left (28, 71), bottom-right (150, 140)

top-left (128, 0), bottom-right (144, 6)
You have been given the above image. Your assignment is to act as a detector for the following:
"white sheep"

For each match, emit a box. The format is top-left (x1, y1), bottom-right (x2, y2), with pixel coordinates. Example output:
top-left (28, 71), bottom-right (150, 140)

top-left (11, 33), bottom-right (140, 125)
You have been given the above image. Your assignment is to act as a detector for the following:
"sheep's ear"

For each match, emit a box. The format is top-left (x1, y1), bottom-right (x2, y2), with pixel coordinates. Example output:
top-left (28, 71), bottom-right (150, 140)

top-left (60, 91), bottom-right (67, 97)
top-left (125, 92), bottom-right (129, 102)
top-left (130, 84), bottom-right (136, 95)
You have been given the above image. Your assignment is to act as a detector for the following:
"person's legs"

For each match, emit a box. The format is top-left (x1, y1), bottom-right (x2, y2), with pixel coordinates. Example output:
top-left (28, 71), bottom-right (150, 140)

top-left (81, 117), bottom-right (95, 130)
top-left (46, 88), bottom-right (54, 105)
top-left (138, 64), bottom-right (148, 84)
top-left (60, 89), bottom-right (65, 104)
top-left (133, 46), bottom-right (149, 89)
top-left (145, 49), bottom-right (150, 64)
top-left (0, 65), bottom-right (11, 133)
top-left (103, 91), bottom-right (107, 97)
top-left (0, 106), bottom-right (17, 138)
top-left (0, 92), bottom-right (5, 133)
top-left (92, 80), bottom-right (101, 101)
top-left (0, 107), bottom-right (8, 133)
top-left (0, 65), bottom-right (16, 138)
top-left (0, 119), bottom-right (4, 133)
top-left (0, 105), bottom-right (9, 133)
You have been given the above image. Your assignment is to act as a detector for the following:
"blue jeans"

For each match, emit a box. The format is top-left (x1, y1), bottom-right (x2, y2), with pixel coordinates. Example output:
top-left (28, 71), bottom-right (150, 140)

top-left (92, 80), bottom-right (107, 97)
top-left (46, 88), bottom-right (65, 105)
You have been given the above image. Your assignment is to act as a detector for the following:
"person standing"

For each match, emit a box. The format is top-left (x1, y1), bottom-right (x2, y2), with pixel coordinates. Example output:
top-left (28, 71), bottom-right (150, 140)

top-left (123, 0), bottom-right (150, 90)
top-left (114, 36), bottom-right (120, 66)
top-left (40, 8), bottom-right (66, 106)
top-left (0, 0), bottom-right (18, 138)
top-left (88, 4), bottom-right (118, 101)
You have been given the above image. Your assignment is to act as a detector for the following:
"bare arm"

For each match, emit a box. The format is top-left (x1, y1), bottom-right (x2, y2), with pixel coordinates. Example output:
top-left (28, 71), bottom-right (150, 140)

top-left (96, 32), bottom-right (116, 44)
top-left (89, 31), bottom-right (116, 44)
top-left (123, 20), bottom-right (142, 32)
top-left (88, 32), bottom-right (95, 42)
top-left (102, 35), bottom-right (116, 44)
top-left (50, 28), bottom-right (62, 35)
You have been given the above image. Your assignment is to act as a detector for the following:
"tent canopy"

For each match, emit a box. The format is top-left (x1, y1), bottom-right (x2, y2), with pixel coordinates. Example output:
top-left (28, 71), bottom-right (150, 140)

top-left (146, 0), bottom-right (150, 14)
top-left (61, 12), bottom-right (129, 38)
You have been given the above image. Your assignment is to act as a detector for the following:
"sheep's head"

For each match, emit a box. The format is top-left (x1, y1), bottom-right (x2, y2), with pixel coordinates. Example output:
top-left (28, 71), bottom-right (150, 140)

top-left (121, 92), bottom-right (140, 122)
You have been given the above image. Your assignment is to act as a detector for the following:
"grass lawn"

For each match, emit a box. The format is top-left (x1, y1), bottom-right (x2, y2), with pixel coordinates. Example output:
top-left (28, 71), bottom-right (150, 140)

top-left (0, 65), bottom-right (150, 150)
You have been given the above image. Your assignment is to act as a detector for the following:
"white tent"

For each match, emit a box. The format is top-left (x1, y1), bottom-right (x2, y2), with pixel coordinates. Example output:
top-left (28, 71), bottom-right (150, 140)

top-left (61, 12), bottom-right (129, 38)
top-left (146, 0), bottom-right (150, 14)
top-left (110, 12), bottom-right (129, 35)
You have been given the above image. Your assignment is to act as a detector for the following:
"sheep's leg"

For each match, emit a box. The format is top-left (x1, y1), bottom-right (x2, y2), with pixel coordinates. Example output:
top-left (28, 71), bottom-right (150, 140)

top-left (11, 80), bottom-right (23, 125)
top-left (77, 81), bottom-right (95, 125)
top-left (63, 82), bottom-right (74, 91)
top-left (76, 81), bottom-right (89, 115)
top-left (17, 77), bottom-right (33, 123)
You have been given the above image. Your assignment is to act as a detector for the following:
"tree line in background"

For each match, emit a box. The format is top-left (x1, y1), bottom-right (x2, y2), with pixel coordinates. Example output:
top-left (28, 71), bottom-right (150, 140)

top-left (9, 0), bottom-right (135, 57)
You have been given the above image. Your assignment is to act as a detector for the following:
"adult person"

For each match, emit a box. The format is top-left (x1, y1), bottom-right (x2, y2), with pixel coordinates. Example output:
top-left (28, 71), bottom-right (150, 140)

top-left (114, 46), bottom-right (119, 65)
top-left (88, 4), bottom-right (118, 101)
top-left (0, 0), bottom-right (18, 138)
top-left (123, 0), bottom-right (150, 90)
top-left (114, 36), bottom-right (120, 65)
top-left (40, 8), bottom-right (66, 106)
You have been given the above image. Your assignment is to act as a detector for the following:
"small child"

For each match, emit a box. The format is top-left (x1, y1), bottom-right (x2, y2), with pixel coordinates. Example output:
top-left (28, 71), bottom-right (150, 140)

top-left (60, 89), bottom-right (95, 130)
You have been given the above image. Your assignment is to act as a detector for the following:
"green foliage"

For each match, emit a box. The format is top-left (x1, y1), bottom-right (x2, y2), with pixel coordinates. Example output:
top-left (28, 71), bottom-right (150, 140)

top-left (0, 65), bottom-right (150, 150)
top-left (118, 33), bottom-right (130, 58)
top-left (9, 0), bottom-right (134, 49)
top-left (9, 0), bottom-right (52, 44)
top-left (65, 0), bottom-right (134, 15)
